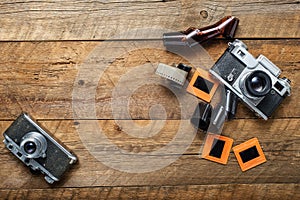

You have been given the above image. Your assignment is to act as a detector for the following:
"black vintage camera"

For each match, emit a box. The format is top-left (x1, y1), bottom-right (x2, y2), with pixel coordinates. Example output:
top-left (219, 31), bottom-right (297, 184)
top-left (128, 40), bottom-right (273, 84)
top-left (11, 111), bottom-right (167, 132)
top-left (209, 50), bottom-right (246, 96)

top-left (3, 113), bottom-right (77, 184)
top-left (210, 40), bottom-right (291, 119)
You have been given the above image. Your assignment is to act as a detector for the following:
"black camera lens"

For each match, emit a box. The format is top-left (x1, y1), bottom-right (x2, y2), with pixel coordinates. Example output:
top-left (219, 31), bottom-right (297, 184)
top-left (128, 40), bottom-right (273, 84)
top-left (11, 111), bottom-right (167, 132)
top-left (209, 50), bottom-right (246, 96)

top-left (251, 77), bottom-right (264, 91)
top-left (246, 71), bottom-right (271, 97)
top-left (24, 141), bottom-right (37, 154)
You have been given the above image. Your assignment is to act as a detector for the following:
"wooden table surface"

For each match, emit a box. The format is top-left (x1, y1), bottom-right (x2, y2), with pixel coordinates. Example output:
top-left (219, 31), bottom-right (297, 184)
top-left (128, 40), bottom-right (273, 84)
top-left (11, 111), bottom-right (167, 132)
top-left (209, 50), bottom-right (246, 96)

top-left (0, 0), bottom-right (299, 199)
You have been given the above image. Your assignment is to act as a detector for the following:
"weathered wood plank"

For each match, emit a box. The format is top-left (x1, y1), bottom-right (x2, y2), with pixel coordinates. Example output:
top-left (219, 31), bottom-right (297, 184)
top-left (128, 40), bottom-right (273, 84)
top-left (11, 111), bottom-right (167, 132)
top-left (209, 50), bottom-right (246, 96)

top-left (0, 119), bottom-right (299, 188)
top-left (0, 40), bottom-right (298, 120)
top-left (1, 118), bottom-right (299, 158)
top-left (0, 0), bottom-right (299, 40)
top-left (1, 151), bottom-right (299, 188)
top-left (0, 184), bottom-right (299, 200)
top-left (0, 0), bottom-right (298, 198)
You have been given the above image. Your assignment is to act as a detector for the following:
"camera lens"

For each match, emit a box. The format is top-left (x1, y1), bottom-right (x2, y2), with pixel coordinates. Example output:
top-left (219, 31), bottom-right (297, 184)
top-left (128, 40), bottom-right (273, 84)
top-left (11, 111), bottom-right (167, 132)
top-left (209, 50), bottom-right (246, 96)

top-left (250, 76), bottom-right (265, 92)
top-left (245, 71), bottom-right (271, 97)
top-left (24, 141), bottom-right (37, 154)
top-left (20, 132), bottom-right (47, 158)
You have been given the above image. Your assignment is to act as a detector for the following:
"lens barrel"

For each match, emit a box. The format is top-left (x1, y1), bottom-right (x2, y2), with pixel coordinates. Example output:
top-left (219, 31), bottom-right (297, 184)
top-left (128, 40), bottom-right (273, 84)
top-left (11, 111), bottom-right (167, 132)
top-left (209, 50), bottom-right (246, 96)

top-left (24, 141), bottom-right (37, 154)
top-left (20, 132), bottom-right (47, 159)
top-left (245, 71), bottom-right (271, 97)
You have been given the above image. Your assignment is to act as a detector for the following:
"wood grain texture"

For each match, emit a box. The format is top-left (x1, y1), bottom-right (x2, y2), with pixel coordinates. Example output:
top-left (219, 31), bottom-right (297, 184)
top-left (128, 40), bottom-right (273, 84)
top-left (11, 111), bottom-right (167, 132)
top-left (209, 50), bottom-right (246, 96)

top-left (0, 184), bottom-right (299, 200)
top-left (0, 1), bottom-right (299, 198)
top-left (0, 0), bottom-right (299, 40)
top-left (0, 119), bottom-right (299, 188)
top-left (0, 40), bottom-right (299, 120)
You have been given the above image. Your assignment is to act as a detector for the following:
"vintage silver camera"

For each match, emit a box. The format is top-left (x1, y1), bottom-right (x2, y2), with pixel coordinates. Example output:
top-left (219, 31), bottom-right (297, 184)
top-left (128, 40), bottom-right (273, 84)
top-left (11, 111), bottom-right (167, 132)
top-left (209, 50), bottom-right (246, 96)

top-left (210, 39), bottom-right (291, 120)
top-left (3, 113), bottom-right (77, 184)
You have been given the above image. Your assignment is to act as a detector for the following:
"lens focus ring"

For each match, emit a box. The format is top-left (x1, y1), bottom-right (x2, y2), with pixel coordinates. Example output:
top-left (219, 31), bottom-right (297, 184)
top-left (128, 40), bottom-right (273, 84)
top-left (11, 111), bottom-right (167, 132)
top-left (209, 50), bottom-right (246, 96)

top-left (20, 132), bottom-right (47, 159)
top-left (245, 71), bottom-right (271, 97)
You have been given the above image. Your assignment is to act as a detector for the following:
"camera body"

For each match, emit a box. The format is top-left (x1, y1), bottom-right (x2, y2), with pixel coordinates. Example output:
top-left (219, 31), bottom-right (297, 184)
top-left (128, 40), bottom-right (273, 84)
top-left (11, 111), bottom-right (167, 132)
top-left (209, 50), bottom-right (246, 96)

top-left (210, 40), bottom-right (291, 120)
top-left (3, 113), bottom-right (77, 184)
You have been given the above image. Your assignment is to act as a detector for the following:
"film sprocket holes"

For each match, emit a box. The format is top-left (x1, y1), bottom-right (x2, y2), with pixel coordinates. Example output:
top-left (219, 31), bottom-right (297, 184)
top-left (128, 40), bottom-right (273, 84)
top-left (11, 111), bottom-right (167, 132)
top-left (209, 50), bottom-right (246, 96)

top-left (155, 63), bottom-right (192, 86)
top-left (3, 113), bottom-right (77, 184)
top-left (210, 39), bottom-right (291, 120)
